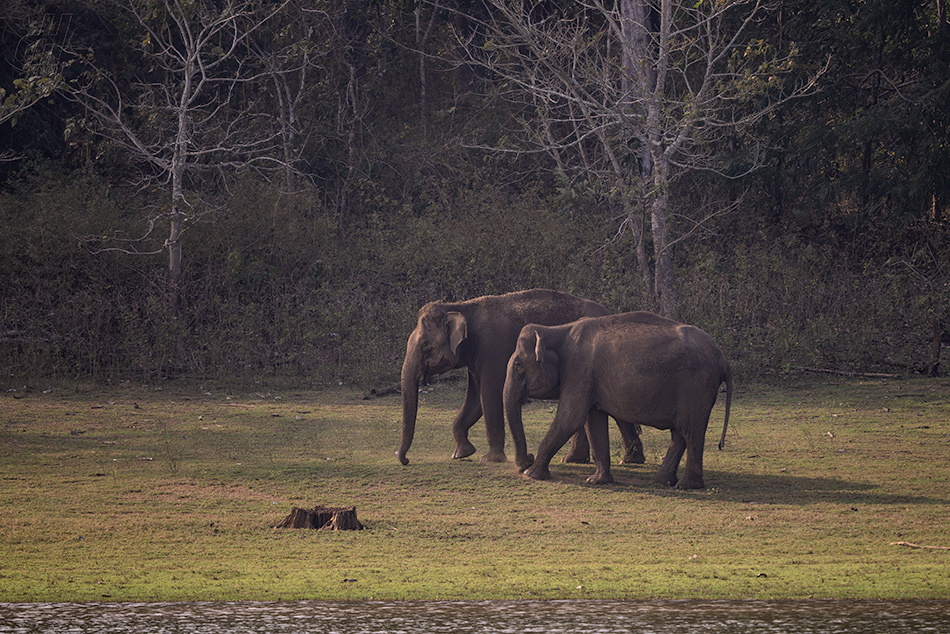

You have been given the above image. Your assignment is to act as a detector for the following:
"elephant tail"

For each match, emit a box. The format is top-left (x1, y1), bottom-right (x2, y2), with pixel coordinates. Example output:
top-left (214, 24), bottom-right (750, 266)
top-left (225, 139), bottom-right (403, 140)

top-left (717, 362), bottom-right (733, 451)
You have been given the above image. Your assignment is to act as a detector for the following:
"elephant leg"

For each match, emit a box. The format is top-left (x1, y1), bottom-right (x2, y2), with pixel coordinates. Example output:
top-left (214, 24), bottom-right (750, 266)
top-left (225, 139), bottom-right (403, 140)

top-left (652, 429), bottom-right (686, 487)
top-left (451, 371), bottom-right (482, 460)
top-left (617, 420), bottom-right (645, 464)
top-left (562, 429), bottom-right (591, 464)
top-left (524, 401), bottom-right (588, 481)
top-left (585, 408), bottom-right (614, 485)
top-left (478, 371), bottom-right (508, 463)
top-left (675, 423), bottom-right (708, 490)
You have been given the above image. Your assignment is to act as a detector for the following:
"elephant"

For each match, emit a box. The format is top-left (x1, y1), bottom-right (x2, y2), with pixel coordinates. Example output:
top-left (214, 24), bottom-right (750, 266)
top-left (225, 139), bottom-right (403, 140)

top-left (503, 311), bottom-right (732, 489)
top-left (396, 289), bottom-right (644, 466)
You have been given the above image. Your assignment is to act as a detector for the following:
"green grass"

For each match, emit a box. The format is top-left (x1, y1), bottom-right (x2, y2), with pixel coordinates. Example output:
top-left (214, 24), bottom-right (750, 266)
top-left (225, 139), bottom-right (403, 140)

top-left (1, 376), bottom-right (948, 602)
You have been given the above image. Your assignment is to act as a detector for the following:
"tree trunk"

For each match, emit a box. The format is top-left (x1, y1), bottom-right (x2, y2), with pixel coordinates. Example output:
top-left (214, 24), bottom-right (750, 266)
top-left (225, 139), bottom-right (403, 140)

top-left (621, 0), bottom-right (659, 311)
top-left (169, 144), bottom-right (187, 365)
top-left (167, 210), bottom-right (183, 315)
top-left (929, 317), bottom-right (943, 376)
top-left (415, 2), bottom-right (431, 135)
top-left (620, 0), bottom-right (656, 184)
top-left (622, 190), bottom-right (656, 311)
top-left (170, 59), bottom-right (190, 318)
top-left (338, 58), bottom-right (359, 233)
top-left (272, 56), bottom-right (304, 188)
top-left (651, 158), bottom-right (679, 319)
top-left (620, 0), bottom-right (655, 96)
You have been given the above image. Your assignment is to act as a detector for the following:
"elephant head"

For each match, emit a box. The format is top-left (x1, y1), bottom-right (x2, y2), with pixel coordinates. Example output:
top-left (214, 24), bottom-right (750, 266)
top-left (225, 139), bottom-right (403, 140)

top-left (503, 325), bottom-right (561, 470)
top-left (396, 305), bottom-right (468, 465)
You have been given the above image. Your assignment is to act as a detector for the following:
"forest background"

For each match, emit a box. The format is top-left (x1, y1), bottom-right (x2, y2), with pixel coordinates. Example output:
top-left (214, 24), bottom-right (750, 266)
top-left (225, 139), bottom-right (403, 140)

top-left (1, 0), bottom-right (948, 389)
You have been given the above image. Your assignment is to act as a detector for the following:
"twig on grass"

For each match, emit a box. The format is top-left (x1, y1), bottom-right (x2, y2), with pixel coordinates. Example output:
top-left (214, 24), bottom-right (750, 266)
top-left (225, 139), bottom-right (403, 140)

top-left (794, 366), bottom-right (900, 379)
top-left (890, 541), bottom-right (950, 550)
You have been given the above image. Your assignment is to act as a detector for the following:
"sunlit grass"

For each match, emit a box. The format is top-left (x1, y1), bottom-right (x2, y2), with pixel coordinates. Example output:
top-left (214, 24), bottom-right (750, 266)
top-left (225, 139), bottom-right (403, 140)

top-left (0, 376), bottom-right (948, 602)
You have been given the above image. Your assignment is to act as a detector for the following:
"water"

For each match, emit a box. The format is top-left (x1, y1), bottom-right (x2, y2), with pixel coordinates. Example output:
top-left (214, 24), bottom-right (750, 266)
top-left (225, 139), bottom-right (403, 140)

top-left (0, 600), bottom-right (947, 633)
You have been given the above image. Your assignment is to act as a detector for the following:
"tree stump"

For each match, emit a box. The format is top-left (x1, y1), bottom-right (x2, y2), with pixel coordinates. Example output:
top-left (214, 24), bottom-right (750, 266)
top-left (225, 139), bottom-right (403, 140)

top-left (275, 505), bottom-right (364, 530)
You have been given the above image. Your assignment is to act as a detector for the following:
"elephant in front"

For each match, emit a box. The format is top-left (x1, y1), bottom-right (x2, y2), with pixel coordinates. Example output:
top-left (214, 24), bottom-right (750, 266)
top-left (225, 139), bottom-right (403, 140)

top-left (504, 311), bottom-right (732, 489)
top-left (396, 289), bottom-right (643, 466)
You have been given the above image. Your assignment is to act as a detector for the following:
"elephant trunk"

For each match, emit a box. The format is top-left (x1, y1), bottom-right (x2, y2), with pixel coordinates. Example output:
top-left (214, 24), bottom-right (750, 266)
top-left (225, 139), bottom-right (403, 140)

top-left (396, 344), bottom-right (422, 465)
top-left (503, 359), bottom-right (534, 471)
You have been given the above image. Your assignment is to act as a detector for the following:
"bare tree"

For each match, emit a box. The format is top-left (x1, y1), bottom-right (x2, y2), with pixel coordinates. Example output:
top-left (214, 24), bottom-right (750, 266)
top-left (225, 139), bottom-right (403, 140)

top-left (460, 0), bottom-right (824, 317)
top-left (63, 0), bottom-right (292, 314)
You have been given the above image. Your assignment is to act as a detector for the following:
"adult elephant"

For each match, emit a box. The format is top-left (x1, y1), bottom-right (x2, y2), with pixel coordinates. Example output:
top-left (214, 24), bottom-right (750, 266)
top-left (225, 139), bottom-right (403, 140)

top-left (396, 289), bottom-right (643, 466)
top-left (503, 311), bottom-right (732, 489)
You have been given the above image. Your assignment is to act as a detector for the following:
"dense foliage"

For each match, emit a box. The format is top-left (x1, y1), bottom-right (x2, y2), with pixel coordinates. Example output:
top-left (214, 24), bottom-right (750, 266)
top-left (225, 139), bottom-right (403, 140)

top-left (1, 0), bottom-right (948, 387)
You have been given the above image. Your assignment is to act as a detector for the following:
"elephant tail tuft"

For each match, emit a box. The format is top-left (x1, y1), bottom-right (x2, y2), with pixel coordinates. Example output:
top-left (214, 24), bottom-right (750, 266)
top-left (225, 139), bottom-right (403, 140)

top-left (718, 362), bottom-right (733, 451)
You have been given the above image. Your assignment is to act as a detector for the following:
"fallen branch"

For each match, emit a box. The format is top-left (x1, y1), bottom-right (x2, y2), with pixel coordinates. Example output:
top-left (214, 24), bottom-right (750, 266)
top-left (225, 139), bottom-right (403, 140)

top-left (364, 383), bottom-right (400, 399)
top-left (364, 372), bottom-right (465, 399)
top-left (794, 366), bottom-right (900, 379)
top-left (890, 541), bottom-right (950, 550)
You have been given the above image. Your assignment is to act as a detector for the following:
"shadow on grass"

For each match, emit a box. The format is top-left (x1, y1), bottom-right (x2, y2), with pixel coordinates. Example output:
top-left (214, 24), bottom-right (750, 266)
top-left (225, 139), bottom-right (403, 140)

top-left (536, 463), bottom-right (948, 507)
top-left (700, 469), bottom-right (947, 507)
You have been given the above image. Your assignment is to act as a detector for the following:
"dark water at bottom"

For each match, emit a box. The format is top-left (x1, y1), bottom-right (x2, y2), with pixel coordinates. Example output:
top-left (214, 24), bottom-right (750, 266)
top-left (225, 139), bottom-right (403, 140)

top-left (1, 600), bottom-right (948, 633)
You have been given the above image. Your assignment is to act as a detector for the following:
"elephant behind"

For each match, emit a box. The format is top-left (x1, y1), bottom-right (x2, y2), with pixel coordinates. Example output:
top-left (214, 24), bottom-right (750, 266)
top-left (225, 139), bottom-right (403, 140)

top-left (504, 311), bottom-right (732, 489)
top-left (396, 289), bottom-right (640, 466)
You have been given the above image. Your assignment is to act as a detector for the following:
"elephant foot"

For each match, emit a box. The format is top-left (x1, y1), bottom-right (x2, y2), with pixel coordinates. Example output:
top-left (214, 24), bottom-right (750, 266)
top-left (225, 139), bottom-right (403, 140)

top-left (451, 440), bottom-right (477, 460)
top-left (674, 475), bottom-right (705, 490)
top-left (585, 471), bottom-right (614, 485)
top-left (620, 450), bottom-right (645, 465)
top-left (652, 471), bottom-right (678, 487)
top-left (523, 464), bottom-right (551, 481)
top-left (515, 453), bottom-right (535, 471)
top-left (480, 449), bottom-right (508, 463)
top-left (562, 451), bottom-right (591, 464)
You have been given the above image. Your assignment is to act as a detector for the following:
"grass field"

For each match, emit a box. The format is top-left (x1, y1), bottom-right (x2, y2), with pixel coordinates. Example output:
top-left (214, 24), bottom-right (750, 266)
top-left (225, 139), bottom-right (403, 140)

top-left (0, 375), bottom-right (948, 602)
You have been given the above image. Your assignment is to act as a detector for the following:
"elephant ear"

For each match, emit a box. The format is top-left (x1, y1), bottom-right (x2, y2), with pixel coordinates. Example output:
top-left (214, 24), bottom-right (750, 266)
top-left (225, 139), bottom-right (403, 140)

top-left (446, 311), bottom-right (468, 356)
top-left (533, 328), bottom-right (546, 364)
